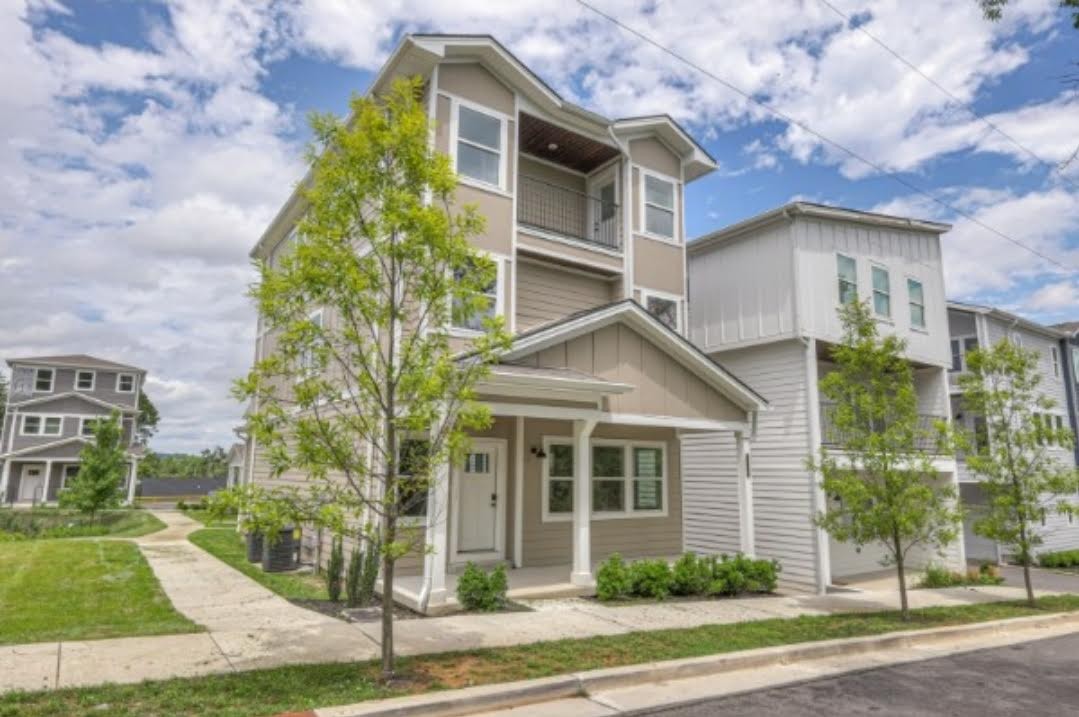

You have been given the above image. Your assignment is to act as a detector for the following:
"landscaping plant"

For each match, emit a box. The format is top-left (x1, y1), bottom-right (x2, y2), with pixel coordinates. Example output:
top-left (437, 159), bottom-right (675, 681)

top-left (345, 545), bottom-right (364, 608)
top-left (596, 553), bottom-right (633, 601)
top-left (235, 75), bottom-right (511, 679)
top-left (959, 338), bottom-right (1079, 606)
top-left (917, 562), bottom-right (1004, 589)
top-left (326, 538), bottom-right (344, 603)
top-left (1040, 549), bottom-right (1079, 569)
top-left (671, 552), bottom-right (708, 596)
top-left (359, 536), bottom-right (381, 605)
top-left (455, 562), bottom-right (508, 612)
top-left (59, 412), bottom-right (128, 522)
top-left (596, 552), bottom-right (780, 602)
top-left (809, 300), bottom-right (961, 620)
top-left (629, 559), bottom-right (674, 600)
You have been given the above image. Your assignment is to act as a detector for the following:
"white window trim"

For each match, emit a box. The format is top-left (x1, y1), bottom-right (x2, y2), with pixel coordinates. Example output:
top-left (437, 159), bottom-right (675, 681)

top-left (637, 167), bottom-right (680, 244)
top-left (836, 252), bottom-right (858, 306)
top-left (75, 370), bottom-right (96, 392)
top-left (870, 263), bottom-right (891, 320)
top-left (33, 368), bottom-right (54, 393)
top-left (116, 373), bottom-right (136, 393)
top-left (540, 436), bottom-right (670, 523)
top-left (1051, 346), bottom-right (1061, 379)
top-left (448, 251), bottom-right (507, 338)
top-left (639, 288), bottom-right (683, 333)
top-left (448, 95), bottom-right (510, 195)
top-left (906, 277), bottom-right (927, 332)
top-left (21, 414), bottom-right (63, 436)
top-left (78, 416), bottom-right (103, 438)
top-left (61, 464), bottom-right (80, 489)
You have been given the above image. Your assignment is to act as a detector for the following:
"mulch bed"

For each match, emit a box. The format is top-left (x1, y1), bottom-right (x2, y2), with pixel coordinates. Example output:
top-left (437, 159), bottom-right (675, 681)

top-left (289, 595), bottom-right (424, 621)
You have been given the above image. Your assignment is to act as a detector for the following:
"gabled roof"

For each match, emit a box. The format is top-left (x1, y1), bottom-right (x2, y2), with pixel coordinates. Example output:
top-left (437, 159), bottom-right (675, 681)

top-left (10, 391), bottom-right (138, 413)
top-left (947, 300), bottom-right (1068, 340)
top-left (484, 300), bottom-right (767, 411)
top-left (1051, 321), bottom-right (1079, 338)
top-left (5, 354), bottom-right (144, 373)
top-left (689, 202), bottom-right (952, 255)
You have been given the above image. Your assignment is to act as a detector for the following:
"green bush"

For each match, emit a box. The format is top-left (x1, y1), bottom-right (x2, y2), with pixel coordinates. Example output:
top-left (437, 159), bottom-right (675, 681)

top-left (456, 562), bottom-right (508, 611)
top-left (345, 546), bottom-right (363, 608)
top-left (359, 537), bottom-right (380, 605)
top-left (629, 559), bottom-right (673, 600)
top-left (326, 538), bottom-right (344, 603)
top-left (671, 552), bottom-right (708, 596)
top-left (176, 500), bottom-right (187, 510)
top-left (596, 554), bottom-right (632, 601)
top-left (1039, 549), bottom-right (1079, 568)
top-left (917, 562), bottom-right (1004, 588)
top-left (0, 531), bottom-right (26, 543)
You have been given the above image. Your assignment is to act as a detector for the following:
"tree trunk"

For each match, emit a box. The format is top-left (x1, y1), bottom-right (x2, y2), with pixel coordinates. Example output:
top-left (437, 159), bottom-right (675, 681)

top-left (895, 535), bottom-right (909, 621)
top-left (380, 546), bottom-right (395, 680)
top-left (1018, 522), bottom-right (1036, 607)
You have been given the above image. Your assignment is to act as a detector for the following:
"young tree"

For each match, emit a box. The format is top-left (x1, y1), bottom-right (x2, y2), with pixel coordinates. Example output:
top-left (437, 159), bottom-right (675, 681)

top-left (236, 77), bottom-right (510, 679)
top-left (60, 413), bottom-right (128, 521)
top-left (810, 301), bottom-right (961, 619)
top-left (137, 392), bottom-right (160, 444)
top-left (959, 339), bottom-right (1079, 605)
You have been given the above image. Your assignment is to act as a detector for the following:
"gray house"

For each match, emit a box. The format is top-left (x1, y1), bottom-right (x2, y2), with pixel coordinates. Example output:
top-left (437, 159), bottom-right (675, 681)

top-left (0, 355), bottom-right (146, 505)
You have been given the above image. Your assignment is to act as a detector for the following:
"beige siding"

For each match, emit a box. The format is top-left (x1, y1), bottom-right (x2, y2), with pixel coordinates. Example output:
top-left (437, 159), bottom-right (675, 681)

top-left (517, 230), bottom-right (624, 270)
top-left (633, 236), bottom-right (684, 296)
top-left (437, 63), bottom-right (514, 115)
top-left (629, 138), bottom-right (680, 177)
top-left (518, 156), bottom-right (585, 192)
top-left (515, 260), bottom-right (614, 331)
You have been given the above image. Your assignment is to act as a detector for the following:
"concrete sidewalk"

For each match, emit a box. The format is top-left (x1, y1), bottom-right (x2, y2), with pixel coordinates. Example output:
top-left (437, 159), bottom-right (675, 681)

top-left (0, 512), bottom-right (1067, 694)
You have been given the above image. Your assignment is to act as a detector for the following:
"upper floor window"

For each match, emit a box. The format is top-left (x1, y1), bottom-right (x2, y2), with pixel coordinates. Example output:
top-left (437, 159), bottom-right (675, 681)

top-left (75, 370), bottom-right (95, 391)
top-left (1051, 346), bottom-right (1061, 378)
top-left (451, 258), bottom-right (501, 334)
top-left (299, 310), bottom-right (324, 374)
top-left (456, 104), bottom-right (503, 188)
top-left (907, 279), bottom-right (925, 329)
top-left (643, 173), bottom-right (676, 239)
top-left (836, 254), bottom-right (857, 305)
top-left (34, 368), bottom-right (54, 393)
top-left (871, 265), bottom-right (891, 318)
top-left (950, 336), bottom-right (979, 372)
top-left (80, 417), bottom-right (102, 437)
top-left (642, 291), bottom-right (681, 332)
top-left (116, 373), bottom-right (135, 393)
top-left (22, 415), bottom-right (61, 436)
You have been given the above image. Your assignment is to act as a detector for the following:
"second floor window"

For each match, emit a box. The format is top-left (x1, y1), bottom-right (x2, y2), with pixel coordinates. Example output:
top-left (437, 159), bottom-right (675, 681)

top-left (907, 279), bottom-right (925, 329)
top-left (456, 105), bottom-right (502, 188)
top-left (837, 254), bottom-right (857, 305)
top-left (643, 174), bottom-right (676, 239)
top-left (116, 373), bottom-right (135, 393)
top-left (871, 266), bottom-right (891, 318)
top-left (1051, 346), bottom-right (1061, 378)
top-left (34, 368), bottom-right (54, 392)
top-left (76, 371), bottom-right (95, 391)
top-left (950, 336), bottom-right (979, 372)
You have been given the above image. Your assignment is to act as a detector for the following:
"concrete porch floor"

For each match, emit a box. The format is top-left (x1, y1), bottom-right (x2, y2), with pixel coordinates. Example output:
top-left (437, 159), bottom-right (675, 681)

top-left (394, 563), bottom-right (594, 614)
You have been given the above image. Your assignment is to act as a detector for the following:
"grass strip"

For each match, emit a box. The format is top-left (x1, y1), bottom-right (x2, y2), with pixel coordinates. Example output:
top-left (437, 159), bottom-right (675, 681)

top-left (188, 527), bottom-right (326, 601)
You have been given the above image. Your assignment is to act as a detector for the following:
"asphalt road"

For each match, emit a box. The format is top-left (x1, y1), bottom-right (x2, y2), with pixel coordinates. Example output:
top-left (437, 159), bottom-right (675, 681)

top-left (639, 633), bottom-right (1079, 716)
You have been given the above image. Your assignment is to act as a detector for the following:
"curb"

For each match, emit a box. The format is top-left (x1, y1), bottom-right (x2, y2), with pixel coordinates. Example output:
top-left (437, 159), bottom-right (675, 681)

top-left (311, 611), bottom-right (1079, 717)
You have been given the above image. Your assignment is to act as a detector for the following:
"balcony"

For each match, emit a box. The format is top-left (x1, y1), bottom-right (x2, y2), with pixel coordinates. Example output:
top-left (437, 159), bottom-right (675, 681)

top-left (517, 175), bottom-right (621, 251)
top-left (819, 401), bottom-right (948, 454)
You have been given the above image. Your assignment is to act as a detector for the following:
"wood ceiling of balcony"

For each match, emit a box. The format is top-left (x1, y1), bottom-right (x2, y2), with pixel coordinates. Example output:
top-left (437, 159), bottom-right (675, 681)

top-left (519, 113), bottom-right (620, 174)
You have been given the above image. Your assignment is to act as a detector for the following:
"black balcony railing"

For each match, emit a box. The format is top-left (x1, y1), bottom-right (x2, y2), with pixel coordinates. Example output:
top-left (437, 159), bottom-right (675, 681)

top-left (517, 175), bottom-right (621, 251)
top-left (819, 401), bottom-right (948, 454)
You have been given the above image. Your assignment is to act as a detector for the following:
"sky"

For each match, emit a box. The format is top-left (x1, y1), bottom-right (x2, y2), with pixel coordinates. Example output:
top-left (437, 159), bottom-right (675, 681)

top-left (1, 0), bottom-right (1077, 452)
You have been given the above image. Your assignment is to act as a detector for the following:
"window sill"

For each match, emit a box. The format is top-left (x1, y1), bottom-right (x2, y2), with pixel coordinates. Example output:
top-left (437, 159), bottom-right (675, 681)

top-left (636, 231), bottom-right (681, 246)
top-left (457, 175), bottom-right (513, 199)
top-left (541, 509), bottom-right (669, 524)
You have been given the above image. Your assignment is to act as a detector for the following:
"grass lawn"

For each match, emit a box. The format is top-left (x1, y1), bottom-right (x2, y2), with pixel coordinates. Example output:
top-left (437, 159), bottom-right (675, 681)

top-left (0, 509), bottom-right (166, 539)
top-left (180, 508), bottom-right (237, 529)
top-left (3, 595), bottom-right (1078, 717)
top-left (0, 540), bottom-right (200, 645)
top-left (188, 527), bottom-right (326, 600)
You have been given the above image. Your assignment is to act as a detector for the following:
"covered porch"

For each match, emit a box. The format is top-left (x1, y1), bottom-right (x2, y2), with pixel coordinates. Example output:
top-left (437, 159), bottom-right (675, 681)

top-left (1, 445), bottom-right (141, 507)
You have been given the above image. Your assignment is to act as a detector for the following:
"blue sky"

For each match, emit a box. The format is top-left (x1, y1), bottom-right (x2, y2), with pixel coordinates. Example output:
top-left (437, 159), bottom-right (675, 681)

top-left (1, 0), bottom-right (1077, 451)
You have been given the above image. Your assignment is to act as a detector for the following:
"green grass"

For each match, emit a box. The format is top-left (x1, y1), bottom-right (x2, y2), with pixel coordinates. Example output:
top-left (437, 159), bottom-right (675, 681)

top-left (3, 595), bottom-right (1078, 717)
top-left (0, 540), bottom-right (200, 645)
top-left (188, 528), bottom-right (327, 600)
top-left (179, 508), bottom-right (236, 529)
top-left (0, 508), bottom-right (166, 540)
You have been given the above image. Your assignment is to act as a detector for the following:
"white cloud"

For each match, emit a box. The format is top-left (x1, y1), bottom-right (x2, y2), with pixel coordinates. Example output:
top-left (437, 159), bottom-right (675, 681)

top-left (1025, 280), bottom-right (1079, 312)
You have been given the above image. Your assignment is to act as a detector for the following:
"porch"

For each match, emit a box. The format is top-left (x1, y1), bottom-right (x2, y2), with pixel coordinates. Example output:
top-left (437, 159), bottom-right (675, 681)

top-left (1, 457), bottom-right (139, 506)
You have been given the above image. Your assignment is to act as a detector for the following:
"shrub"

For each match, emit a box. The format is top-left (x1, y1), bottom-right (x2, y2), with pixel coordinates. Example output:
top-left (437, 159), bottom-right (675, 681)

top-left (742, 555), bottom-right (781, 593)
top-left (456, 562), bottom-right (508, 611)
top-left (326, 537), bottom-right (344, 602)
top-left (1039, 549), bottom-right (1079, 568)
top-left (596, 553), bottom-right (633, 601)
top-left (176, 500), bottom-right (187, 510)
top-left (359, 537), bottom-right (380, 605)
top-left (629, 559), bottom-right (673, 600)
top-left (917, 562), bottom-right (1004, 589)
top-left (345, 546), bottom-right (363, 608)
top-left (671, 552), bottom-right (709, 596)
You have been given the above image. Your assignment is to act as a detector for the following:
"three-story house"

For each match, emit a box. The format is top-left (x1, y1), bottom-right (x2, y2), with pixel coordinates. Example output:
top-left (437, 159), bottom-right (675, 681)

top-left (244, 34), bottom-right (768, 614)
top-left (0, 354), bottom-right (146, 505)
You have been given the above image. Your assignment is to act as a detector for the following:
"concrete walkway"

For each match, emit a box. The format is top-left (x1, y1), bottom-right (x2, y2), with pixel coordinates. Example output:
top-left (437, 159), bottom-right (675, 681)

top-left (0, 511), bottom-right (1068, 694)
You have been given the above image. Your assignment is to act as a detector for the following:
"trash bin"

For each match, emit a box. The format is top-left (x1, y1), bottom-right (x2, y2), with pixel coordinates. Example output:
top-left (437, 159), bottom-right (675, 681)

top-left (245, 532), bottom-right (263, 563)
top-left (261, 527), bottom-right (297, 572)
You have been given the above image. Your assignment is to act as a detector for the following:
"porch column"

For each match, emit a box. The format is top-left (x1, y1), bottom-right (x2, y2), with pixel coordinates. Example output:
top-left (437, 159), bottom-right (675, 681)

top-left (571, 418), bottom-right (597, 586)
top-left (735, 431), bottom-right (755, 556)
top-left (42, 460), bottom-right (54, 505)
top-left (419, 457), bottom-right (450, 610)
top-left (0, 461), bottom-right (10, 504)
top-left (126, 460), bottom-right (139, 505)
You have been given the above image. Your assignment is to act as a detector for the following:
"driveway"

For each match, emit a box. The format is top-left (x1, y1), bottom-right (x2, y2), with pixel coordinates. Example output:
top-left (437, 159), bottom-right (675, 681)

top-left (643, 633), bottom-right (1079, 716)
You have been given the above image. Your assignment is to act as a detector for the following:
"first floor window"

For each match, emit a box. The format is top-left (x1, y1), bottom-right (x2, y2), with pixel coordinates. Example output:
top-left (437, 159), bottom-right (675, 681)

top-left (633, 447), bottom-right (664, 511)
top-left (591, 444), bottom-right (625, 512)
top-left (871, 265), bottom-right (891, 318)
top-left (63, 465), bottom-right (80, 487)
top-left (117, 373), bottom-right (135, 392)
top-left (643, 174), bottom-right (676, 239)
top-left (546, 443), bottom-right (574, 515)
top-left (644, 294), bottom-right (680, 331)
top-left (34, 368), bottom-right (54, 392)
top-left (543, 439), bottom-right (668, 519)
top-left (907, 279), bottom-right (925, 329)
top-left (397, 438), bottom-right (431, 518)
top-left (451, 259), bottom-right (499, 332)
top-left (837, 254), bottom-right (857, 305)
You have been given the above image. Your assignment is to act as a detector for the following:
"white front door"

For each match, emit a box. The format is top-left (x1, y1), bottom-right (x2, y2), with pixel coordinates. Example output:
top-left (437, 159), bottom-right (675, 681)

top-left (18, 465), bottom-right (44, 502)
top-left (455, 442), bottom-right (503, 555)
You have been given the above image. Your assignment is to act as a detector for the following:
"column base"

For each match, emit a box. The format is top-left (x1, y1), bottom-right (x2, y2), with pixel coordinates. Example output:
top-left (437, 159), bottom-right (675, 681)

top-left (426, 587), bottom-right (448, 606)
top-left (570, 571), bottom-right (594, 587)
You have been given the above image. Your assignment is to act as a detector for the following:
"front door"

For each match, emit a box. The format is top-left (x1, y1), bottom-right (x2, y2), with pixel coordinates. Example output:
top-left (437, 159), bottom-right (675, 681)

top-left (455, 442), bottom-right (502, 555)
top-left (18, 465), bottom-right (44, 503)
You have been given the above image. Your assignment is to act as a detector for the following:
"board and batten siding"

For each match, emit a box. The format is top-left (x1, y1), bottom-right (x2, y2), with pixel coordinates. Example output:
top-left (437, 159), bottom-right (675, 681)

top-left (515, 260), bottom-right (614, 331)
top-left (707, 339), bottom-right (819, 590)
top-left (680, 432), bottom-right (743, 556)
top-left (688, 222), bottom-right (796, 351)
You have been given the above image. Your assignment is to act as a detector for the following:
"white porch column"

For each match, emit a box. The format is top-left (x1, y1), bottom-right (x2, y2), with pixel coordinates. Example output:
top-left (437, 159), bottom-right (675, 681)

top-left (0, 461), bottom-right (10, 504)
top-left (513, 416), bottom-right (524, 568)
top-left (571, 418), bottom-right (597, 586)
top-left (419, 456), bottom-right (450, 610)
top-left (42, 460), bottom-right (53, 504)
top-left (735, 431), bottom-right (755, 557)
top-left (126, 460), bottom-right (139, 505)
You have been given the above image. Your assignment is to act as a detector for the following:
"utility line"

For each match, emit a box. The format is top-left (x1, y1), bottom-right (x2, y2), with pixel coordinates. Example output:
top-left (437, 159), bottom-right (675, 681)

top-left (574, 0), bottom-right (1078, 274)
top-left (815, 0), bottom-right (1078, 193)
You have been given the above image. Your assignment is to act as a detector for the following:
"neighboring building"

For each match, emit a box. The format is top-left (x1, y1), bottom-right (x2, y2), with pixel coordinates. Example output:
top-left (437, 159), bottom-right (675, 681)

top-left (227, 443), bottom-right (245, 488)
top-left (687, 203), bottom-right (964, 592)
top-left (0, 354), bottom-right (146, 505)
top-left (246, 34), bottom-right (767, 613)
top-left (1051, 321), bottom-right (1079, 468)
top-left (948, 302), bottom-right (1079, 561)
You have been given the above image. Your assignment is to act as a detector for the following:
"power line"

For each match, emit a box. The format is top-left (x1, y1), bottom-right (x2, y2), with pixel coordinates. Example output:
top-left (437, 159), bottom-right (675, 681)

top-left (574, 0), bottom-right (1079, 274)
top-left (815, 0), bottom-right (1078, 194)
